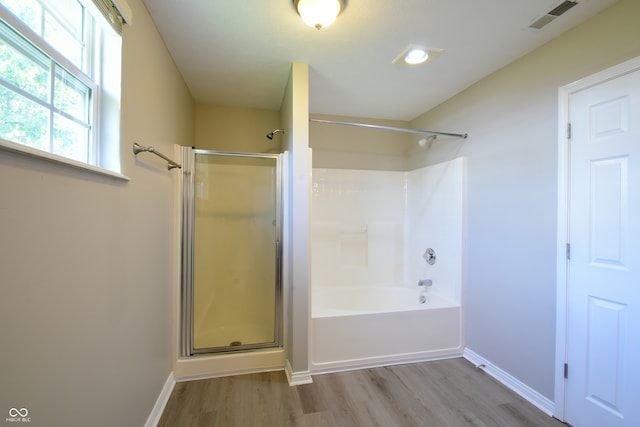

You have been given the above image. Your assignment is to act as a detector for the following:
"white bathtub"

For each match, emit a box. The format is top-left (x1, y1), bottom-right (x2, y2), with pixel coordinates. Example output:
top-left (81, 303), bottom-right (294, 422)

top-left (311, 285), bottom-right (463, 372)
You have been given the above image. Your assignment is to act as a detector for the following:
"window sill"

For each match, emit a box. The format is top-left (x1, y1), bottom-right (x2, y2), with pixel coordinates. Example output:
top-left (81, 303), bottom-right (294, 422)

top-left (0, 139), bottom-right (130, 181)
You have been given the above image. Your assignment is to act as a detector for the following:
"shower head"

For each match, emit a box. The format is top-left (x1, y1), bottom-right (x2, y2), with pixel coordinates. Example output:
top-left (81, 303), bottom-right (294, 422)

top-left (418, 135), bottom-right (437, 147)
top-left (266, 129), bottom-right (284, 140)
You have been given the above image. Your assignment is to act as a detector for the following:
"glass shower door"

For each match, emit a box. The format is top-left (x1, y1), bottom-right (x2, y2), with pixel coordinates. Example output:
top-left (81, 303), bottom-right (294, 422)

top-left (181, 148), bottom-right (282, 355)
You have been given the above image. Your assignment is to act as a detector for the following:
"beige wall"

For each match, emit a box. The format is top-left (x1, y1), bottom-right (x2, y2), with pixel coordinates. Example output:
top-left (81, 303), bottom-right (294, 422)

top-left (409, 0), bottom-right (640, 401)
top-left (0, 0), bottom-right (195, 425)
top-left (195, 105), bottom-right (281, 153)
top-left (310, 114), bottom-right (413, 171)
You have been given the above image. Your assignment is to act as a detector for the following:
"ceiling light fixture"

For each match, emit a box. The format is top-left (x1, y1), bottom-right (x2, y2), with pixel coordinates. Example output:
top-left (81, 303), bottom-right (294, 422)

top-left (293, 0), bottom-right (346, 30)
top-left (392, 45), bottom-right (443, 67)
top-left (405, 48), bottom-right (429, 65)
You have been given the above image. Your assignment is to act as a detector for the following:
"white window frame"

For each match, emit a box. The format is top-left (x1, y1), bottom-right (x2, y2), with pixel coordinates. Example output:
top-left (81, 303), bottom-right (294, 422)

top-left (0, 0), bottom-right (129, 180)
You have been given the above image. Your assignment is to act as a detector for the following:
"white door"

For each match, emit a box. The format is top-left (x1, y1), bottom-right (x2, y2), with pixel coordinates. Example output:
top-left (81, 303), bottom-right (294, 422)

top-left (565, 68), bottom-right (640, 426)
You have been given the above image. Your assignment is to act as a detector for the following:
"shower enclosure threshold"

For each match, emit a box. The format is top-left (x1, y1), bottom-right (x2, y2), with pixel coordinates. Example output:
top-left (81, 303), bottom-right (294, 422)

top-left (174, 348), bottom-right (286, 381)
top-left (191, 341), bottom-right (281, 356)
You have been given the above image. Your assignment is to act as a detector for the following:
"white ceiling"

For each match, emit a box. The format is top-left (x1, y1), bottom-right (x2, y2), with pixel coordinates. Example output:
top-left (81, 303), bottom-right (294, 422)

top-left (142, 0), bottom-right (618, 121)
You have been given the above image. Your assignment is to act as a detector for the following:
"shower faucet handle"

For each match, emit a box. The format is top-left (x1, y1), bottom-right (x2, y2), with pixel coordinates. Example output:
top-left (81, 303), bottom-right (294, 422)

top-left (418, 279), bottom-right (433, 287)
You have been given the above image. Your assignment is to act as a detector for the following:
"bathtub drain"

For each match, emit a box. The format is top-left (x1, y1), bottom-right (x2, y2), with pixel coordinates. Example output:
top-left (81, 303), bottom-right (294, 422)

top-left (230, 341), bottom-right (242, 346)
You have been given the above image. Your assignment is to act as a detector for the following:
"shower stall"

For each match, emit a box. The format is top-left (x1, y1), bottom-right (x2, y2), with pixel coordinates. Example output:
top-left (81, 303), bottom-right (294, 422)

top-left (180, 147), bottom-right (283, 356)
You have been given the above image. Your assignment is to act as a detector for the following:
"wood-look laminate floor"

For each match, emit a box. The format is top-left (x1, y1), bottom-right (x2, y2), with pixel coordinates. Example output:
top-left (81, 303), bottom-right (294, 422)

top-left (158, 358), bottom-right (566, 427)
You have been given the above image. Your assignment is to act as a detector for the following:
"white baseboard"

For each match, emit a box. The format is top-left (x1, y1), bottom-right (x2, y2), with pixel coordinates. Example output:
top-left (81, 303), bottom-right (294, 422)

top-left (284, 360), bottom-right (313, 386)
top-left (310, 349), bottom-right (463, 375)
top-left (145, 372), bottom-right (176, 427)
top-left (463, 348), bottom-right (555, 416)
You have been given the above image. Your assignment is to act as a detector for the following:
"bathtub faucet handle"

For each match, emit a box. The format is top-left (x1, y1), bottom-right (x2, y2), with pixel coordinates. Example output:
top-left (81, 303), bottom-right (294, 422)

top-left (418, 279), bottom-right (433, 287)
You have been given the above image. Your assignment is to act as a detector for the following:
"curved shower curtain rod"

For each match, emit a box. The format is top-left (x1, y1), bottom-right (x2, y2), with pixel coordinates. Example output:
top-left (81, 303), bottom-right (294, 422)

top-left (309, 118), bottom-right (468, 139)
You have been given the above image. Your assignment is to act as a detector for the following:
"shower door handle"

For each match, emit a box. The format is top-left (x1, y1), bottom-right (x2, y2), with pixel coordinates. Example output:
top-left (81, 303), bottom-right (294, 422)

top-left (275, 240), bottom-right (282, 282)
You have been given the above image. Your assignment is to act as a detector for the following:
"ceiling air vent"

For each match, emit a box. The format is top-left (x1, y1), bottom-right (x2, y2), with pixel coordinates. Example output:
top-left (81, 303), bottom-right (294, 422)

top-left (529, 0), bottom-right (579, 30)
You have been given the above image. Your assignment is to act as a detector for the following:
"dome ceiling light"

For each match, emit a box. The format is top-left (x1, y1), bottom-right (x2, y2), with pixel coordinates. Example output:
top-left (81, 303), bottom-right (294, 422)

top-left (293, 0), bottom-right (346, 30)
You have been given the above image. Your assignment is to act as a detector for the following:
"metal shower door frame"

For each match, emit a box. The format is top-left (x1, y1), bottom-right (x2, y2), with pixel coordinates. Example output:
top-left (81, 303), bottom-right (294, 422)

top-left (180, 147), bottom-right (283, 356)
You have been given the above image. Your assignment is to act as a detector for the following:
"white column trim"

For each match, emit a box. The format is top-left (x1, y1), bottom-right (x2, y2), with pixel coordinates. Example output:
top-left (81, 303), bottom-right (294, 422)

top-left (285, 359), bottom-right (313, 386)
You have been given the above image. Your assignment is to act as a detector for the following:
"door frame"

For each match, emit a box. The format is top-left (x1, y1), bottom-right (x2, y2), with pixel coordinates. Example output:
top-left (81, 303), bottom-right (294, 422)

top-left (554, 55), bottom-right (640, 421)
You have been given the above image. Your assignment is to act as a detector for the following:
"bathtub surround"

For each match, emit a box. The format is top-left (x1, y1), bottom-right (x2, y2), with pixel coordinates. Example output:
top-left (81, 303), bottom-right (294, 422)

top-left (312, 159), bottom-right (464, 294)
top-left (311, 158), bottom-right (465, 371)
top-left (312, 169), bottom-right (405, 286)
top-left (407, 160), bottom-right (464, 304)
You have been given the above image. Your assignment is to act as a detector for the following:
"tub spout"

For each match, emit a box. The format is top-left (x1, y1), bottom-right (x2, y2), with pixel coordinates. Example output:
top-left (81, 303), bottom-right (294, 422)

top-left (418, 279), bottom-right (433, 287)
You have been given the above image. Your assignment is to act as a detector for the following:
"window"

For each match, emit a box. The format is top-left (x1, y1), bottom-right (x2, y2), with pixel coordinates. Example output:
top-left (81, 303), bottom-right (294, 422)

top-left (0, 0), bottom-right (128, 176)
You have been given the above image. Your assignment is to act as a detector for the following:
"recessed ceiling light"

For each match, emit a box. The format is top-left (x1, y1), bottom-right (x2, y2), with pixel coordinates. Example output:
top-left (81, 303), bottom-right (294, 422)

top-left (393, 45), bottom-right (443, 67)
top-left (405, 48), bottom-right (429, 65)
